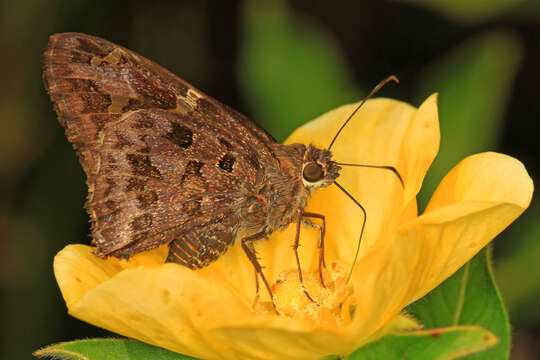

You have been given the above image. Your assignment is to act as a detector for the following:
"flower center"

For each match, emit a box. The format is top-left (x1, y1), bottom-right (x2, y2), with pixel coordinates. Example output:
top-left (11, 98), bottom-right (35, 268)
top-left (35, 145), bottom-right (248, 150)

top-left (257, 262), bottom-right (350, 326)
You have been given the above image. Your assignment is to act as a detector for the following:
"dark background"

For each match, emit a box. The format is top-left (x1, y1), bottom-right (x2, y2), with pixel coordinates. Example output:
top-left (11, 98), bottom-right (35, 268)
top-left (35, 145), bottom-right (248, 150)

top-left (1, 1), bottom-right (539, 359)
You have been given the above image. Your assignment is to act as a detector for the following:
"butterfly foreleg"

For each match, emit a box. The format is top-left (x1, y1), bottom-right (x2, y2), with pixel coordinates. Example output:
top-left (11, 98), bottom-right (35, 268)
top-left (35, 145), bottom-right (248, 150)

top-left (292, 213), bottom-right (316, 303)
top-left (300, 212), bottom-right (326, 288)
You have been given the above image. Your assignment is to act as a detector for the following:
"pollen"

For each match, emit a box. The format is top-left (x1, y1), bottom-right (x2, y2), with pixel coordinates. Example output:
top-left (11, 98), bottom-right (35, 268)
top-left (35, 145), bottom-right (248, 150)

top-left (270, 262), bottom-right (349, 326)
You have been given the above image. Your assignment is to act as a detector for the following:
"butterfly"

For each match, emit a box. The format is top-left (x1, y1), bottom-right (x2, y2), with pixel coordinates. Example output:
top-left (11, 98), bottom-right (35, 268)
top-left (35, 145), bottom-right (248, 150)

top-left (43, 33), bottom-right (400, 312)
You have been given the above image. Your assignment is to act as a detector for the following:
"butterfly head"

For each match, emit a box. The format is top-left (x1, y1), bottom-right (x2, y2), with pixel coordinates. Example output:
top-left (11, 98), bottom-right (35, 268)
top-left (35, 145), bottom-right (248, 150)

top-left (301, 145), bottom-right (341, 191)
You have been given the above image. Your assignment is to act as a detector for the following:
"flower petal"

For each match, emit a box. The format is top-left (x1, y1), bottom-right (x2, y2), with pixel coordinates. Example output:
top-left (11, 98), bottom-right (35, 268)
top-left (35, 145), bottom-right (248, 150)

top-left (404, 152), bottom-right (534, 301)
top-left (397, 201), bottom-right (526, 306)
top-left (426, 152), bottom-right (533, 211)
top-left (346, 152), bottom-right (532, 335)
top-left (345, 235), bottom-right (422, 339)
top-left (399, 94), bottom-right (440, 206)
top-left (212, 322), bottom-right (355, 360)
top-left (54, 244), bottom-right (167, 309)
top-left (56, 245), bottom-right (413, 359)
top-left (211, 314), bottom-right (420, 360)
top-left (54, 245), bottom-right (263, 360)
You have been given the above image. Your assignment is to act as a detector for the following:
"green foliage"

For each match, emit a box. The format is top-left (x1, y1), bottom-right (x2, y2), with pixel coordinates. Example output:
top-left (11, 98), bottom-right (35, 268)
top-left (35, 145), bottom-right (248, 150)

top-left (496, 205), bottom-right (540, 325)
top-left (34, 326), bottom-right (498, 360)
top-left (407, 248), bottom-right (510, 359)
top-left (349, 326), bottom-right (497, 360)
top-left (34, 339), bottom-right (196, 360)
top-left (239, 0), bottom-right (359, 141)
top-left (394, 0), bottom-right (532, 23)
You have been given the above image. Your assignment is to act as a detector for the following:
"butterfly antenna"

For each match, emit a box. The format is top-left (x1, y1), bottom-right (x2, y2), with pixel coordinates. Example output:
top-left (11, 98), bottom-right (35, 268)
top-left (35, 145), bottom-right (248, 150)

top-left (335, 162), bottom-right (404, 187)
top-left (328, 75), bottom-right (399, 151)
top-left (333, 181), bottom-right (367, 283)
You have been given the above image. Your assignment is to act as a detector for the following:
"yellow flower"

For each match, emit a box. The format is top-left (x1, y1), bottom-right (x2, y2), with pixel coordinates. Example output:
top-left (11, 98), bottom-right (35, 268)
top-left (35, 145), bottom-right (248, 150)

top-left (54, 94), bottom-right (533, 360)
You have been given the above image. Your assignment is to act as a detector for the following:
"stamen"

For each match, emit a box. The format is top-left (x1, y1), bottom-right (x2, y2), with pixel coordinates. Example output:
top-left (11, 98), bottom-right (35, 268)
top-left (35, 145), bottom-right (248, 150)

top-left (269, 262), bottom-right (348, 325)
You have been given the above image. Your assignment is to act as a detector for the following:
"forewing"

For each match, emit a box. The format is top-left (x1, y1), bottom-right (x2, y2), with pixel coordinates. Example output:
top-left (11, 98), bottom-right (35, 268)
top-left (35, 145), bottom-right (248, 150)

top-left (43, 33), bottom-right (272, 257)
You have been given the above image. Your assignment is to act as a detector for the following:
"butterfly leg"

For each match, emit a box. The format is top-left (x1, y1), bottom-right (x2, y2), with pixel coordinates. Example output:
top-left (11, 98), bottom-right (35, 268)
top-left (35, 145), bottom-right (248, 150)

top-left (241, 232), bottom-right (279, 314)
top-left (245, 241), bottom-right (261, 300)
top-left (292, 213), bottom-right (316, 303)
top-left (301, 212), bottom-right (326, 288)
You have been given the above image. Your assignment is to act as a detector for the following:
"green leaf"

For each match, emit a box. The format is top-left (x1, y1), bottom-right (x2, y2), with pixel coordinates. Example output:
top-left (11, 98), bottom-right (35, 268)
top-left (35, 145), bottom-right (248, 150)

top-left (349, 326), bottom-right (498, 360)
top-left (416, 30), bottom-right (523, 210)
top-left (239, 0), bottom-right (359, 141)
top-left (495, 205), bottom-right (540, 325)
top-left (407, 248), bottom-right (510, 359)
top-left (33, 338), bottom-right (198, 360)
top-left (393, 0), bottom-right (531, 24)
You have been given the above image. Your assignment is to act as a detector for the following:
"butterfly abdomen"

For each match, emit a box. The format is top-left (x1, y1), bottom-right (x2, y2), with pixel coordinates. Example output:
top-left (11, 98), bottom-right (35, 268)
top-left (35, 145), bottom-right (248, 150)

top-left (166, 221), bottom-right (237, 269)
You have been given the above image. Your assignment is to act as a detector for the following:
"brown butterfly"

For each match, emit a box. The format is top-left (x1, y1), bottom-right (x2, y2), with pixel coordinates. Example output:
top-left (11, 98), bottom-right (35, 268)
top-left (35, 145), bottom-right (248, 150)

top-left (43, 33), bottom-right (400, 312)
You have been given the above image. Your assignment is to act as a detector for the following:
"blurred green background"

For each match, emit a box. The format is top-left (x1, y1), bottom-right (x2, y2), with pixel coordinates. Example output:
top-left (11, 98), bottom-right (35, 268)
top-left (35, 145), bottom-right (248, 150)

top-left (1, 0), bottom-right (539, 359)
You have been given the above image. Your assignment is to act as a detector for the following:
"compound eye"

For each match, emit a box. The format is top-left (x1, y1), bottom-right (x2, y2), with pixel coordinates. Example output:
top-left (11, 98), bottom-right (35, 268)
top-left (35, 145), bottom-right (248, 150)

top-left (303, 162), bottom-right (324, 182)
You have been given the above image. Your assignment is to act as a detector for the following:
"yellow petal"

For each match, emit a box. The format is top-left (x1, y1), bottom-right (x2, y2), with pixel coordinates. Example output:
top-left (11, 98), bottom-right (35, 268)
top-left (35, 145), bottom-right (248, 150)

top-left (399, 94), bottom-right (440, 206)
top-left (398, 201), bottom-right (525, 304)
top-left (345, 203), bottom-right (517, 338)
top-left (54, 244), bottom-right (167, 309)
top-left (345, 235), bottom-right (422, 339)
top-left (212, 313), bottom-right (420, 360)
top-left (406, 152), bottom-right (533, 301)
top-left (426, 152), bottom-right (533, 211)
top-left (55, 245), bottom-right (381, 359)
top-left (212, 320), bottom-right (355, 359)
top-left (346, 152), bottom-right (532, 335)
top-left (55, 245), bottom-right (263, 360)
top-left (348, 153), bottom-right (532, 322)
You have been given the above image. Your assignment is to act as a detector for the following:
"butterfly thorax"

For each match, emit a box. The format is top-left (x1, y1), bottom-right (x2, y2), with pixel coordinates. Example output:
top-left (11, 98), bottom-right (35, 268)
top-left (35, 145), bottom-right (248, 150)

top-left (240, 143), bottom-right (341, 238)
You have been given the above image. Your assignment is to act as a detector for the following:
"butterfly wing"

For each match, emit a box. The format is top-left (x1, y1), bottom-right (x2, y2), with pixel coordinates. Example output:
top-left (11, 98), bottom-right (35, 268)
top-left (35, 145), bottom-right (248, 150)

top-left (43, 33), bottom-right (277, 258)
